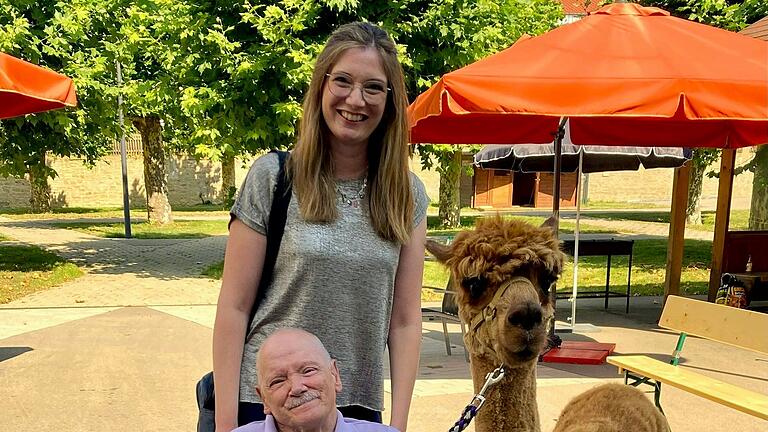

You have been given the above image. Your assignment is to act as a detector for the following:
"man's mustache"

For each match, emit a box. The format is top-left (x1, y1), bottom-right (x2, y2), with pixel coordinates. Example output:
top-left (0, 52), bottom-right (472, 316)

top-left (286, 390), bottom-right (321, 409)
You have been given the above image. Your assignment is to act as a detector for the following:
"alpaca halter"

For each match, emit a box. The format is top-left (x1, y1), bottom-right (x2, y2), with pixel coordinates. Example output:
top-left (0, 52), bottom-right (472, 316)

top-left (468, 276), bottom-right (537, 333)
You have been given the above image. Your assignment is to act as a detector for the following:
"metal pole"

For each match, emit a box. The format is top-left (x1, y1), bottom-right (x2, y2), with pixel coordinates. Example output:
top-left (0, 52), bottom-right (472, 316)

top-left (571, 150), bottom-right (583, 330)
top-left (117, 60), bottom-right (132, 239)
top-left (548, 117), bottom-right (567, 341)
top-left (552, 118), bottom-right (565, 235)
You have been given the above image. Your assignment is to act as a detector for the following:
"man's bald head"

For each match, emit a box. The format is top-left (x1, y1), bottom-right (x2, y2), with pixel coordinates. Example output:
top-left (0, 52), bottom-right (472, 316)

top-left (256, 328), bottom-right (332, 382)
top-left (254, 328), bottom-right (342, 431)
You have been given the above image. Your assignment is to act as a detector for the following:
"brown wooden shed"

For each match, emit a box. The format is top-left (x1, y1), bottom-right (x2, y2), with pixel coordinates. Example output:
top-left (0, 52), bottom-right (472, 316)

top-left (472, 168), bottom-right (578, 209)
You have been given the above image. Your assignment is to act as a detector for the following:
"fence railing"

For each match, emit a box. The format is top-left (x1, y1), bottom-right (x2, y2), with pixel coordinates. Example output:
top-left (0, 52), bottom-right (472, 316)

top-left (109, 135), bottom-right (143, 155)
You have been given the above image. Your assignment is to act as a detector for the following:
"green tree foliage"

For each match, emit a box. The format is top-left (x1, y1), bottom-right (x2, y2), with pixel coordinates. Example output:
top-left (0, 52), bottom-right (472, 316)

top-left (399, 0), bottom-right (564, 227)
top-left (172, 0), bottom-right (564, 156)
top-left (93, 0), bottom-right (242, 223)
top-left (167, 0), bottom-right (324, 159)
top-left (0, 0), bottom-right (119, 211)
top-left (2, 0), bottom-right (563, 222)
top-left (642, 0), bottom-right (766, 30)
top-left (1, 0), bottom-right (237, 221)
top-left (165, 0), bottom-right (564, 227)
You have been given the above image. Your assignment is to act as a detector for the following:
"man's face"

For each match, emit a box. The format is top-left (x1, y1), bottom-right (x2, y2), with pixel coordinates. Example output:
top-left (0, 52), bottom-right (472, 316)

top-left (257, 334), bottom-right (342, 431)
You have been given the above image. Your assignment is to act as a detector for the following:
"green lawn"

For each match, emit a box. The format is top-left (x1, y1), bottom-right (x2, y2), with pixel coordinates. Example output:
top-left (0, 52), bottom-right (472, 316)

top-left (582, 200), bottom-right (668, 209)
top-left (51, 219), bottom-right (229, 239)
top-left (202, 223), bottom-right (713, 300)
top-left (420, 239), bottom-right (713, 298)
top-left (0, 244), bottom-right (83, 304)
top-left (203, 261), bottom-right (224, 279)
top-left (4, 206), bottom-right (716, 300)
top-left (696, 210), bottom-right (749, 231)
top-left (559, 239), bottom-right (711, 297)
top-left (426, 214), bottom-right (612, 237)
top-left (582, 209), bottom-right (750, 232)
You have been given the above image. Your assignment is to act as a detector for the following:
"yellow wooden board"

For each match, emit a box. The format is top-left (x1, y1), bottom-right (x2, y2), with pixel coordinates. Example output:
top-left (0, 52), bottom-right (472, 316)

top-left (607, 355), bottom-right (768, 420)
top-left (660, 295), bottom-right (768, 355)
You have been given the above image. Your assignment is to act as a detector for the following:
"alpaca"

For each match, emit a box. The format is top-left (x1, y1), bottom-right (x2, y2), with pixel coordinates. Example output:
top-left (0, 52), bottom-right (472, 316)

top-left (427, 216), bottom-right (669, 432)
top-left (427, 216), bottom-right (564, 432)
top-left (553, 384), bottom-right (670, 432)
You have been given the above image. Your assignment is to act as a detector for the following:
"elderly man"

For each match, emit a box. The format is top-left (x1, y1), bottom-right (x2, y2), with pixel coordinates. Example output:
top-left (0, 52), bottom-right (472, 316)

top-left (234, 328), bottom-right (399, 432)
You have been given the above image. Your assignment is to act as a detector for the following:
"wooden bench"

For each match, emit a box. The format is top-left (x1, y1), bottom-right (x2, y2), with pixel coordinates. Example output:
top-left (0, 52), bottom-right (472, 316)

top-left (606, 295), bottom-right (768, 420)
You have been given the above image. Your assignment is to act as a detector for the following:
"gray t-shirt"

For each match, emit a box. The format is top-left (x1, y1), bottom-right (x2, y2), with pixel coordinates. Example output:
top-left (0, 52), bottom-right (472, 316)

top-left (231, 152), bottom-right (429, 410)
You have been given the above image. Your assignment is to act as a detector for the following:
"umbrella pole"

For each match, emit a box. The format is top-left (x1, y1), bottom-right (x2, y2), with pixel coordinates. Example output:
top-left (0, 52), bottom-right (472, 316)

top-left (549, 117), bottom-right (567, 342)
top-left (571, 151), bottom-right (583, 330)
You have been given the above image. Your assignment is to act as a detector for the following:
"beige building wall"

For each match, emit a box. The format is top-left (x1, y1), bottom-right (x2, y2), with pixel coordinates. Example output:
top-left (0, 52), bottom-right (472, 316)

top-left (408, 154), bottom-right (440, 203)
top-left (408, 152), bottom-right (473, 206)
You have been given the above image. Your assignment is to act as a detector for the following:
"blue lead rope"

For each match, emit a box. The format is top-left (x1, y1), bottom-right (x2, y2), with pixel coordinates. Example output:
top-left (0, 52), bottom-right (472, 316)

top-left (448, 405), bottom-right (478, 432)
top-left (447, 365), bottom-right (506, 432)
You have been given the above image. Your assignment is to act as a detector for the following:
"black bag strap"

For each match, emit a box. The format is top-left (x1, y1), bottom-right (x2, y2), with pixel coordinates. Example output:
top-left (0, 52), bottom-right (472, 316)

top-left (245, 150), bottom-right (291, 338)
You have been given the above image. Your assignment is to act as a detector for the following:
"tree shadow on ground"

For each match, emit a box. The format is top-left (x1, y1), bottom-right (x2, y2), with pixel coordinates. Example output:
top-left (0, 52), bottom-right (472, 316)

top-left (0, 220), bottom-right (226, 281)
top-left (0, 245), bottom-right (68, 271)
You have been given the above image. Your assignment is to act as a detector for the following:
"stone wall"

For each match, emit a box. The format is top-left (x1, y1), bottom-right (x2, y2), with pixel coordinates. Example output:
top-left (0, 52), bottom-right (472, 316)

top-left (0, 177), bottom-right (29, 208)
top-left (0, 153), bottom-right (258, 209)
top-left (2, 148), bottom-right (755, 211)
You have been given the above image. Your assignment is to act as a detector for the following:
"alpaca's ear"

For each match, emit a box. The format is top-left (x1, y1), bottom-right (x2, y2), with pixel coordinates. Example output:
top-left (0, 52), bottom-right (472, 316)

top-left (425, 239), bottom-right (452, 264)
top-left (540, 216), bottom-right (558, 233)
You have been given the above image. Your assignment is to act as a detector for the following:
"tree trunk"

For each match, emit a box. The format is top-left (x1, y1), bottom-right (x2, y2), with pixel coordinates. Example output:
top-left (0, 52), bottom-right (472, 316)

top-left (748, 145), bottom-right (768, 230)
top-left (221, 153), bottom-right (237, 207)
top-left (133, 116), bottom-right (172, 224)
top-left (685, 155), bottom-right (707, 225)
top-left (28, 153), bottom-right (51, 213)
top-left (438, 150), bottom-right (462, 228)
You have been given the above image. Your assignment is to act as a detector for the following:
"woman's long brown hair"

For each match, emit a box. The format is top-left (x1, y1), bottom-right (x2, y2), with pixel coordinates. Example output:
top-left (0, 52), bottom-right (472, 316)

top-left (289, 22), bottom-right (414, 244)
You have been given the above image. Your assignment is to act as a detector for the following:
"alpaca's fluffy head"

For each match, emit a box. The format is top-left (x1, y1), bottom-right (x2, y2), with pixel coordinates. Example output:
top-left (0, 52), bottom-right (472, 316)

top-left (427, 216), bottom-right (565, 367)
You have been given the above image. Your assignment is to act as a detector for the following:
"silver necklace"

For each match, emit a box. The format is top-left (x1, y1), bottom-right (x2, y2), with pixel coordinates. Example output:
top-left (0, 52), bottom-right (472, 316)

top-left (336, 176), bottom-right (367, 208)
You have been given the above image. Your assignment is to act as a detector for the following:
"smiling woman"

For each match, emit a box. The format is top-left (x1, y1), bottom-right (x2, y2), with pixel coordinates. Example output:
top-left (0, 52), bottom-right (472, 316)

top-left (213, 22), bottom-right (428, 432)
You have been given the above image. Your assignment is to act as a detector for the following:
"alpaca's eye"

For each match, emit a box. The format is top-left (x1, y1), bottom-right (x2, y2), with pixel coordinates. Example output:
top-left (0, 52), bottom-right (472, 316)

top-left (462, 276), bottom-right (488, 299)
top-left (540, 273), bottom-right (558, 295)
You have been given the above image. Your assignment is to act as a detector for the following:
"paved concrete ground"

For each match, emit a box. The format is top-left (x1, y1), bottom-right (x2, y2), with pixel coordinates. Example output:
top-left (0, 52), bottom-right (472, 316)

top-left (0, 216), bottom-right (766, 431)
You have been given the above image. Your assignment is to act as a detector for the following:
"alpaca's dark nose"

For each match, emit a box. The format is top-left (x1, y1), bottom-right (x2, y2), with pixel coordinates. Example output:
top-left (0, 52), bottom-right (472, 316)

top-left (507, 302), bottom-right (543, 330)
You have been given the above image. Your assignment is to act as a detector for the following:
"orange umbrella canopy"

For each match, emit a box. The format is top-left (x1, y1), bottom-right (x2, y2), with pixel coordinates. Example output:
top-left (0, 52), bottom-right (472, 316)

top-left (408, 3), bottom-right (768, 149)
top-left (1, 52), bottom-right (77, 119)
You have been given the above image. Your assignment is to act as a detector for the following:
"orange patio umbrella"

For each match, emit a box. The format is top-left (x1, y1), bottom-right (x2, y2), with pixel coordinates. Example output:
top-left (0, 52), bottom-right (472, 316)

top-left (1, 52), bottom-right (77, 119)
top-left (410, 3), bottom-right (768, 340)
top-left (408, 3), bottom-right (768, 149)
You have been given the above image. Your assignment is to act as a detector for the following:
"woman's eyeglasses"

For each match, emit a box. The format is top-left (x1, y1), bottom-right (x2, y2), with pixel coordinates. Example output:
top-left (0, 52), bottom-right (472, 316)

top-left (325, 73), bottom-right (390, 105)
